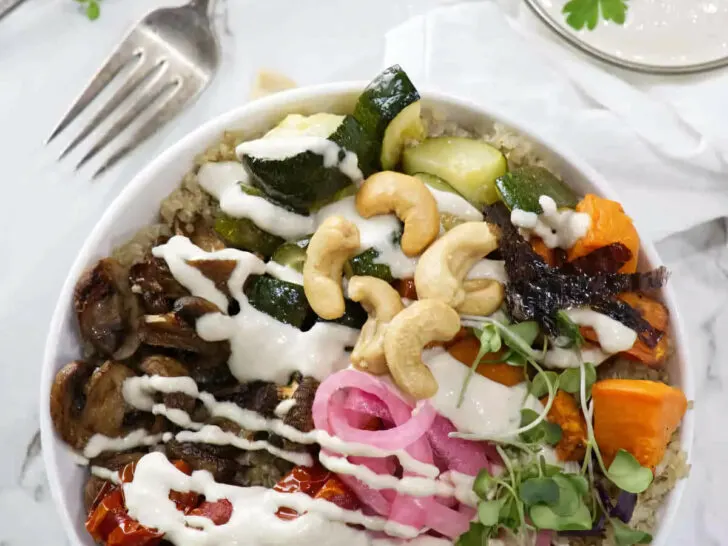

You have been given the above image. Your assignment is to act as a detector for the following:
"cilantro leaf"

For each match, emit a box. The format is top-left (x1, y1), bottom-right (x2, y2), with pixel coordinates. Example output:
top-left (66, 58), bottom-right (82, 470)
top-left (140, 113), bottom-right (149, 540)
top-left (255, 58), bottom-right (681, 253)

top-left (563, 0), bottom-right (628, 31)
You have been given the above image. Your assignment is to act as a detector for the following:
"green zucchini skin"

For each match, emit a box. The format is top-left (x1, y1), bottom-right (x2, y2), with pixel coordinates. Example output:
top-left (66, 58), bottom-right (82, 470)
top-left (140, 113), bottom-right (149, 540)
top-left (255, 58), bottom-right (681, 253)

top-left (495, 166), bottom-right (578, 213)
top-left (214, 213), bottom-right (284, 257)
top-left (242, 116), bottom-right (375, 212)
top-left (244, 275), bottom-right (311, 329)
top-left (271, 242), bottom-right (309, 273)
top-left (318, 298), bottom-right (368, 330)
top-left (347, 248), bottom-right (394, 283)
top-left (354, 65), bottom-right (420, 164)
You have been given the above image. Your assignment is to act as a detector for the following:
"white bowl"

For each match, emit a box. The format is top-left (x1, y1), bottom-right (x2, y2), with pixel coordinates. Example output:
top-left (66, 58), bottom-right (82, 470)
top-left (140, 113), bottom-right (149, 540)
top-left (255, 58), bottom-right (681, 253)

top-left (39, 82), bottom-right (694, 546)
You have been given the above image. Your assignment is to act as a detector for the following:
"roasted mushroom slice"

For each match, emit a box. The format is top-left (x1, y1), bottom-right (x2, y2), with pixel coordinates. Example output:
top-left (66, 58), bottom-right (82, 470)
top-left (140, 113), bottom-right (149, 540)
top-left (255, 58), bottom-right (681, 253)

top-left (50, 361), bottom-right (95, 449)
top-left (281, 376), bottom-right (319, 432)
top-left (75, 258), bottom-right (141, 359)
top-left (139, 355), bottom-right (196, 415)
top-left (165, 440), bottom-right (239, 483)
top-left (129, 257), bottom-right (188, 314)
top-left (173, 215), bottom-right (227, 252)
top-left (138, 309), bottom-right (229, 360)
top-left (187, 260), bottom-right (237, 298)
top-left (82, 361), bottom-right (136, 438)
top-left (84, 476), bottom-right (113, 514)
top-left (213, 381), bottom-right (279, 417)
top-left (90, 450), bottom-right (146, 471)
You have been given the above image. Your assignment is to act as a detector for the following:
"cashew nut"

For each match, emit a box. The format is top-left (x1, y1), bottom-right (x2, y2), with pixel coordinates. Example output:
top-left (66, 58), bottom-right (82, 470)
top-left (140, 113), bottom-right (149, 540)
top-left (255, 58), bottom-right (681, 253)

top-left (355, 171), bottom-right (439, 257)
top-left (304, 216), bottom-right (360, 319)
top-left (384, 299), bottom-right (461, 400)
top-left (348, 276), bottom-right (405, 374)
top-left (414, 222), bottom-right (503, 316)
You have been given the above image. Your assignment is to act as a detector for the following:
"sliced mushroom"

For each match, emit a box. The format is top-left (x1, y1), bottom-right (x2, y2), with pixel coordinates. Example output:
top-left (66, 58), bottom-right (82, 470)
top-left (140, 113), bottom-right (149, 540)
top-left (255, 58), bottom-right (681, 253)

top-left (83, 475), bottom-right (113, 514)
top-left (282, 376), bottom-right (319, 432)
top-left (129, 257), bottom-right (188, 314)
top-left (49, 361), bottom-right (95, 449)
top-left (213, 381), bottom-right (279, 417)
top-left (165, 440), bottom-right (239, 483)
top-left (138, 310), bottom-right (229, 360)
top-left (235, 451), bottom-right (294, 488)
top-left (187, 260), bottom-right (237, 298)
top-left (172, 296), bottom-right (223, 323)
top-left (139, 355), bottom-right (196, 415)
top-left (82, 361), bottom-right (136, 438)
top-left (90, 450), bottom-right (146, 471)
top-left (173, 215), bottom-right (227, 252)
top-left (74, 258), bottom-right (141, 359)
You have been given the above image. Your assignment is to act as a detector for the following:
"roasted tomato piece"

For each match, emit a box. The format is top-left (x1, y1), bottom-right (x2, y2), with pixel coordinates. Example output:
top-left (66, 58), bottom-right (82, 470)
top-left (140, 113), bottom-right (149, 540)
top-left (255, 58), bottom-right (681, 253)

top-left (189, 499), bottom-right (233, 525)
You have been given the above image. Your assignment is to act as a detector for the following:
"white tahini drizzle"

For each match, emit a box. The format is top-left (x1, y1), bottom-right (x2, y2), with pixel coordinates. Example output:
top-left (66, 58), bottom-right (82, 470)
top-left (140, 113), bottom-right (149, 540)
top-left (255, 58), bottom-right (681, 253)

top-left (466, 259), bottom-right (508, 285)
top-left (315, 196), bottom-right (417, 278)
top-left (274, 398), bottom-right (296, 418)
top-left (542, 308), bottom-right (637, 369)
top-left (197, 161), bottom-right (316, 239)
top-left (424, 349), bottom-right (538, 439)
top-left (511, 195), bottom-right (590, 249)
top-left (264, 261), bottom-right (304, 285)
top-left (426, 187), bottom-right (483, 221)
top-left (123, 452), bottom-right (427, 546)
top-left (122, 375), bottom-right (439, 479)
top-left (152, 236), bottom-right (358, 384)
top-left (84, 430), bottom-right (168, 458)
top-left (91, 466), bottom-right (121, 484)
top-left (237, 136), bottom-right (363, 183)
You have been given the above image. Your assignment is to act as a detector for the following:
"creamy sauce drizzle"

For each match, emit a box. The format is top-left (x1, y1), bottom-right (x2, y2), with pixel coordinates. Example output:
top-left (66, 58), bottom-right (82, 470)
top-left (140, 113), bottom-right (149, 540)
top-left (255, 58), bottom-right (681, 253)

top-left (91, 465), bottom-right (121, 484)
top-left (511, 195), bottom-right (590, 249)
top-left (427, 187), bottom-right (483, 221)
top-left (153, 236), bottom-right (358, 384)
top-left (237, 136), bottom-right (363, 183)
top-left (565, 308), bottom-right (637, 353)
top-left (466, 259), bottom-right (508, 284)
top-left (123, 375), bottom-right (439, 479)
top-left (315, 197), bottom-right (417, 278)
top-left (197, 161), bottom-right (316, 239)
top-left (274, 398), bottom-right (296, 418)
top-left (425, 350), bottom-right (539, 439)
top-left (124, 452), bottom-right (424, 546)
top-left (543, 345), bottom-right (612, 369)
top-left (264, 261), bottom-right (304, 285)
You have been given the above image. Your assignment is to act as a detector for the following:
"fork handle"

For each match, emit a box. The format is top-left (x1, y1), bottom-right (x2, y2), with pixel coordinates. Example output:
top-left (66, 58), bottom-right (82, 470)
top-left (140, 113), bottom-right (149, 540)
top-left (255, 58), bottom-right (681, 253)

top-left (189, 0), bottom-right (215, 15)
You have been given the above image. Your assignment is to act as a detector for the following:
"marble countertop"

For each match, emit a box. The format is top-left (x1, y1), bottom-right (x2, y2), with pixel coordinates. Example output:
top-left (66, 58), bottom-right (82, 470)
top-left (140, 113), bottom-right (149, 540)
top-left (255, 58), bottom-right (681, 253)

top-left (0, 0), bottom-right (726, 544)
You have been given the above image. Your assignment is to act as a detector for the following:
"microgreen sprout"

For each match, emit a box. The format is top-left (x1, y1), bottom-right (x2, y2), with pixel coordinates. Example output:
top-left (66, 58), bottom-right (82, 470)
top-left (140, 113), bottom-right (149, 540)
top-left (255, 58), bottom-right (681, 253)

top-left (75, 0), bottom-right (101, 20)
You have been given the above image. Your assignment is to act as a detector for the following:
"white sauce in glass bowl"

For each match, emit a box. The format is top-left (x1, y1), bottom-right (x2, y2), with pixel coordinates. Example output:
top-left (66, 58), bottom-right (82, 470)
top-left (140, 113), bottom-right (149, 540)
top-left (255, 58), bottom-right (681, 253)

top-left (538, 0), bottom-right (728, 67)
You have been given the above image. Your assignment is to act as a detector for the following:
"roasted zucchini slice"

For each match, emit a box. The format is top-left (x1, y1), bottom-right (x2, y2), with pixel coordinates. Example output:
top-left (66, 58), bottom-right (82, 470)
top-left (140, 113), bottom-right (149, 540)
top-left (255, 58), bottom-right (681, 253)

top-left (239, 114), bottom-right (376, 212)
top-left (244, 275), bottom-right (311, 329)
top-left (402, 136), bottom-right (507, 207)
top-left (214, 213), bottom-right (284, 257)
top-left (380, 101), bottom-right (425, 170)
top-left (495, 166), bottom-right (578, 213)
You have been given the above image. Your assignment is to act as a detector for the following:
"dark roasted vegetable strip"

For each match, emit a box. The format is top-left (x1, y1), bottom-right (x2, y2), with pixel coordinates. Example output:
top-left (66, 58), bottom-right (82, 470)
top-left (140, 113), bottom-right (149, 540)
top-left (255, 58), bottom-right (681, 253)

top-left (565, 243), bottom-right (632, 275)
top-left (485, 203), bottom-right (668, 347)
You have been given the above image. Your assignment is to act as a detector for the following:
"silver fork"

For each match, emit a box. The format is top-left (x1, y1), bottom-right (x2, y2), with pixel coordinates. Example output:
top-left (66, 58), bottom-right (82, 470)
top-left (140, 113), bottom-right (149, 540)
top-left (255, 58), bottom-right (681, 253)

top-left (47, 0), bottom-right (219, 179)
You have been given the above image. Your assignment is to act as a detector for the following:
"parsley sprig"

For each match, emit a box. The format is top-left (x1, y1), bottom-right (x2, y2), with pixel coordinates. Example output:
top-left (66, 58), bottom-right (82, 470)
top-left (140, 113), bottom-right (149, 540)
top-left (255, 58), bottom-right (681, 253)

top-left (562, 0), bottom-right (628, 31)
top-left (75, 0), bottom-right (101, 20)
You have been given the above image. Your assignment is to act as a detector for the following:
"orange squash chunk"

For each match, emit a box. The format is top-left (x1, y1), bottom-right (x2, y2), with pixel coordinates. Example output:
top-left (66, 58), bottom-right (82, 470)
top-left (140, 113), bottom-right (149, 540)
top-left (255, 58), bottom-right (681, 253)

top-left (539, 391), bottom-right (588, 462)
top-left (592, 379), bottom-right (687, 470)
top-left (447, 336), bottom-right (526, 387)
top-left (531, 237), bottom-right (556, 266)
top-left (581, 293), bottom-right (669, 367)
top-left (567, 194), bottom-right (640, 273)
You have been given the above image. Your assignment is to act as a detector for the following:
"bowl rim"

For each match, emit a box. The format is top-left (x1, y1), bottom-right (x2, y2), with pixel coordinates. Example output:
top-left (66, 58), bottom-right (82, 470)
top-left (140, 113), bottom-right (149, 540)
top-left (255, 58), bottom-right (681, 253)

top-left (39, 80), bottom-right (695, 546)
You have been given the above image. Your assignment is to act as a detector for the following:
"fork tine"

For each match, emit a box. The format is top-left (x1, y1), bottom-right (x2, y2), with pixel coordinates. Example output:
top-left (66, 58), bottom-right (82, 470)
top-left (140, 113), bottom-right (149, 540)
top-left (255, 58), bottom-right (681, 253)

top-left (92, 80), bottom-right (192, 179)
top-left (46, 44), bottom-right (143, 144)
top-left (76, 78), bottom-right (180, 171)
top-left (58, 58), bottom-right (167, 160)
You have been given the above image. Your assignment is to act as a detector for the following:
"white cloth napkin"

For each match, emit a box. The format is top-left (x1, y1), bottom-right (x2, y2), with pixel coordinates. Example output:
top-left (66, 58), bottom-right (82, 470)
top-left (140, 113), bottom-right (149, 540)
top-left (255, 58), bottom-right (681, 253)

top-left (383, 1), bottom-right (728, 242)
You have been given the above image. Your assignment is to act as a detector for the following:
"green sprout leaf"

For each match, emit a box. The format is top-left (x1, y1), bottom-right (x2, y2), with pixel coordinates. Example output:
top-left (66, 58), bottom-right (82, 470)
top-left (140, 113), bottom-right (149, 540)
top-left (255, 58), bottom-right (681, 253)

top-left (550, 474), bottom-right (581, 516)
top-left (611, 518), bottom-right (652, 545)
top-left (554, 311), bottom-right (584, 348)
top-left (458, 325), bottom-right (502, 407)
top-left (565, 473), bottom-right (589, 496)
top-left (606, 450), bottom-right (654, 493)
top-left (519, 409), bottom-right (562, 445)
top-left (478, 499), bottom-right (503, 526)
top-left (529, 502), bottom-right (593, 531)
top-left (456, 522), bottom-right (488, 546)
top-left (563, 0), bottom-right (628, 31)
top-left (503, 321), bottom-right (540, 351)
top-left (530, 371), bottom-right (559, 398)
top-left (559, 362), bottom-right (596, 394)
top-left (473, 468), bottom-right (493, 500)
top-left (518, 477), bottom-right (559, 506)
